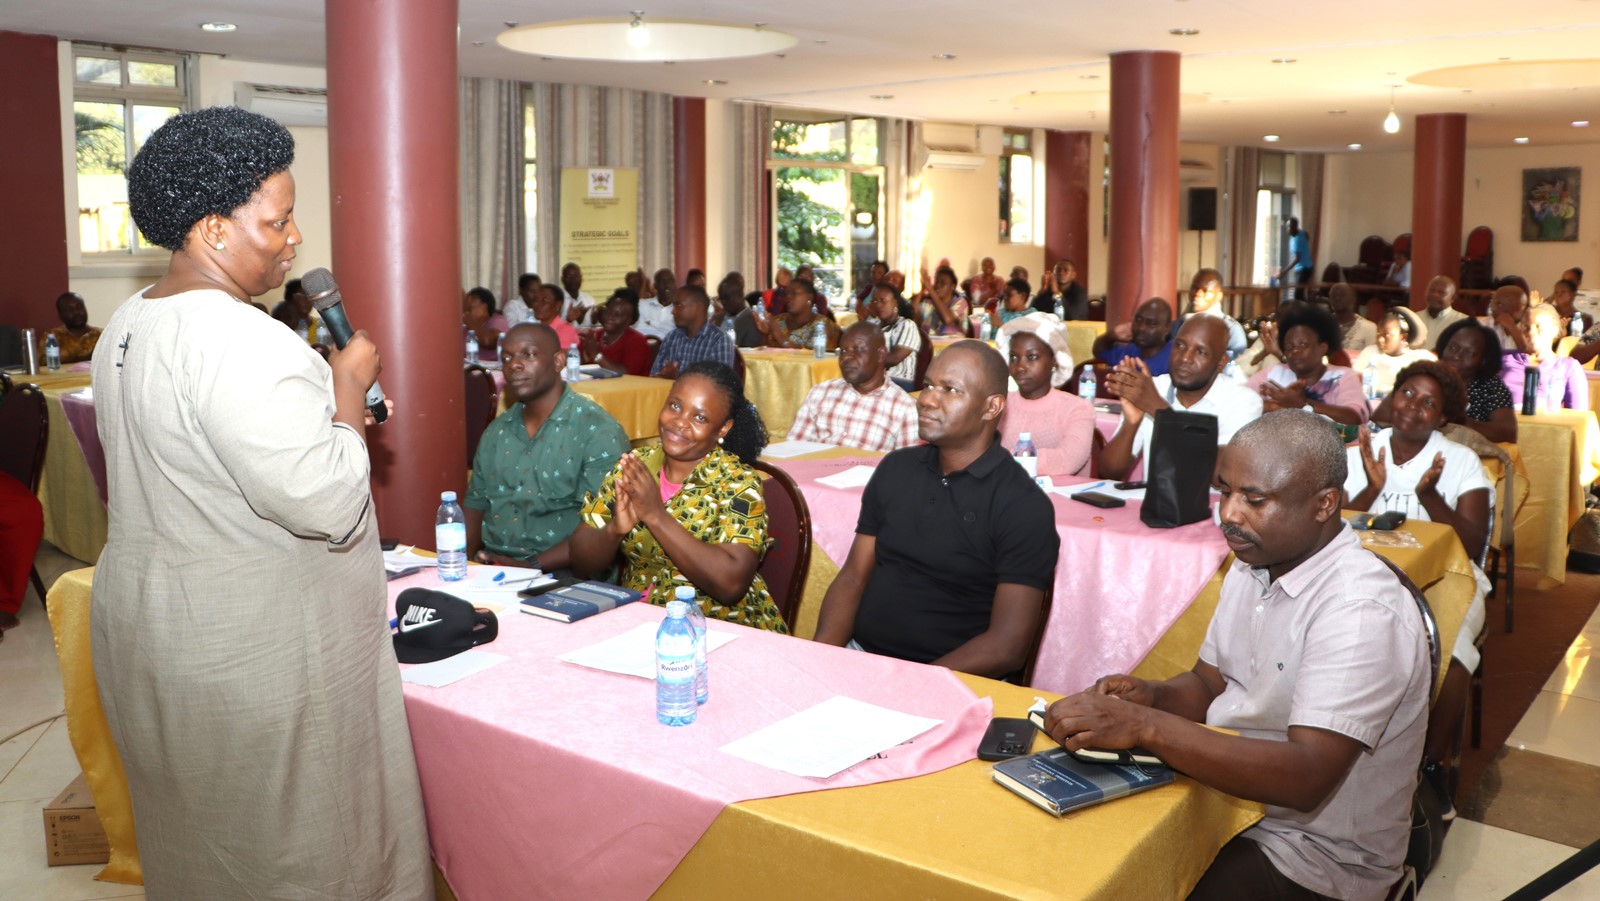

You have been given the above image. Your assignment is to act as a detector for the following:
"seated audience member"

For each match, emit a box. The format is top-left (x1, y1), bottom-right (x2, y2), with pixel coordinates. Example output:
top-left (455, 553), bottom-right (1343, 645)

top-left (996, 278), bottom-right (1034, 326)
top-left (1500, 304), bottom-right (1590, 411)
top-left (998, 316), bottom-right (1095, 478)
top-left (968, 256), bottom-right (1006, 310)
top-left (271, 279), bottom-right (321, 343)
top-left (1345, 362), bottom-right (1491, 806)
top-left (1563, 266), bottom-right (1584, 291)
top-left (788, 322), bottom-right (919, 453)
top-left (1092, 297), bottom-right (1173, 376)
top-left (1420, 275), bottom-right (1466, 335)
top-left (733, 291), bottom-right (768, 348)
top-left (636, 268), bottom-right (679, 339)
top-left (1385, 250), bottom-right (1412, 289)
top-left (765, 278), bottom-right (841, 351)
top-left (1043, 410), bottom-right (1430, 901)
top-left (580, 290), bottom-right (652, 376)
top-left (854, 260), bottom-right (890, 318)
top-left (1351, 307), bottom-right (1433, 398)
top-left (685, 267), bottom-right (707, 288)
top-left (1481, 284), bottom-right (1531, 354)
top-left (1172, 268), bottom-right (1247, 358)
top-left (1376, 319), bottom-right (1516, 444)
top-left (38, 292), bottom-right (103, 364)
top-left (813, 341), bottom-right (1059, 679)
top-left (1010, 265), bottom-right (1030, 284)
top-left (572, 361), bottom-right (788, 632)
top-left (1100, 316), bottom-right (1264, 481)
top-left (651, 284), bottom-right (736, 378)
top-left (762, 267), bottom-right (793, 317)
top-left (502, 272), bottom-right (540, 325)
top-left (532, 284), bottom-right (579, 351)
top-left (1546, 277), bottom-right (1592, 337)
top-left (1246, 302), bottom-right (1366, 426)
top-left (869, 283), bottom-right (924, 388)
top-left (918, 264), bottom-right (971, 336)
top-left (463, 286), bottom-right (511, 358)
top-left (558, 261), bottom-right (597, 324)
top-left (466, 323), bottom-right (630, 571)
top-left (711, 272), bottom-right (746, 329)
top-left (1032, 259), bottom-right (1089, 320)
top-left (1329, 282), bottom-right (1378, 353)
top-left (794, 265), bottom-right (835, 318)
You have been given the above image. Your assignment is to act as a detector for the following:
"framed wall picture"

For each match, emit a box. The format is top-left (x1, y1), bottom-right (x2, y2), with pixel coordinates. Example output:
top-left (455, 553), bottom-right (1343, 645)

top-left (1522, 167), bottom-right (1580, 242)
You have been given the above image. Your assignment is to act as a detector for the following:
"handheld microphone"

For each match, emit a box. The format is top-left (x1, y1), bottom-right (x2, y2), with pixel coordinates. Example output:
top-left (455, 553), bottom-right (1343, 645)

top-left (301, 267), bottom-right (389, 424)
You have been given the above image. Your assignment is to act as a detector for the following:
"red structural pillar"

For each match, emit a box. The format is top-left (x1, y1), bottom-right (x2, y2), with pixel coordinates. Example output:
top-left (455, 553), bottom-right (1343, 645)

top-left (1410, 113), bottom-right (1466, 311)
top-left (0, 31), bottom-right (68, 334)
top-left (673, 97), bottom-right (706, 279)
top-left (326, 0), bottom-right (462, 546)
top-left (1045, 130), bottom-right (1092, 291)
top-left (1107, 51), bottom-right (1181, 325)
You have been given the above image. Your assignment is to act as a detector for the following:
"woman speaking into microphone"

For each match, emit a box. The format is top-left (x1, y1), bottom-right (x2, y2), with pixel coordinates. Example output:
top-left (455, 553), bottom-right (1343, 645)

top-left (90, 107), bottom-right (431, 899)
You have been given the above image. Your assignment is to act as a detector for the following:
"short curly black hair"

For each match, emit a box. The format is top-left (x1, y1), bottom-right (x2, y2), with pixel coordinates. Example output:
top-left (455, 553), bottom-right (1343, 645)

top-left (1393, 360), bottom-right (1468, 425)
top-left (1276, 301), bottom-right (1343, 355)
top-left (1433, 319), bottom-right (1504, 380)
top-left (128, 106), bottom-right (295, 252)
top-left (679, 360), bottom-right (768, 463)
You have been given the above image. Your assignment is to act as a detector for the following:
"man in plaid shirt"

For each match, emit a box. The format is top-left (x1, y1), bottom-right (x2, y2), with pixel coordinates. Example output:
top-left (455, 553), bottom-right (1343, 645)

top-left (651, 284), bottom-right (736, 378)
top-left (788, 322), bottom-right (920, 453)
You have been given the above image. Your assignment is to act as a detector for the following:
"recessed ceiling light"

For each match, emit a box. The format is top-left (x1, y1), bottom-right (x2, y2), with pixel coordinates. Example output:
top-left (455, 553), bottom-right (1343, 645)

top-left (1169, 27), bottom-right (1200, 36)
top-left (1272, 58), bottom-right (1297, 64)
top-left (1263, 134), bottom-right (1281, 142)
top-left (1328, 109), bottom-right (1348, 115)
top-left (1498, 56), bottom-right (1512, 61)
top-left (933, 52), bottom-right (956, 60)
top-left (814, 39), bottom-right (828, 45)
top-left (1348, 143), bottom-right (1363, 150)
top-left (1079, 74), bottom-right (1100, 80)
top-left (471, 41), bottom-right (485, 47)
top-left (870, 94), bottom-right (894, 100)
top-left (1513, 136), bottom-right (1530, 143)
top-left (704, 78), bottom-right (727, 85)
top-left (199, 22), bottom-right (236, 32)
top-left (1574, 120), bottom-right (1591, 127)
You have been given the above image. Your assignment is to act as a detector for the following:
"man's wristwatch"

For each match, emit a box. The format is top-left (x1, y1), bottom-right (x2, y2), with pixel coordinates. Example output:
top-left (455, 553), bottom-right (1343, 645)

top-left (522, 552), bottom-right (540, 570)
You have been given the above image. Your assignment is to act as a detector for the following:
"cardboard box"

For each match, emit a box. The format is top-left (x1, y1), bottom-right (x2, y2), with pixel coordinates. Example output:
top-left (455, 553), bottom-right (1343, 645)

top-left (43, 774), bottom-right (110, 867)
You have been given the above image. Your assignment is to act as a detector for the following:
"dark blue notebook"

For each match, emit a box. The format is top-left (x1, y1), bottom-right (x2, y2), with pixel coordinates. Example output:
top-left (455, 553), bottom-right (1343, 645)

top-left (992, 747), bottom-right (1174, 816)
top-left (519, 581), bottom-right (642, 623)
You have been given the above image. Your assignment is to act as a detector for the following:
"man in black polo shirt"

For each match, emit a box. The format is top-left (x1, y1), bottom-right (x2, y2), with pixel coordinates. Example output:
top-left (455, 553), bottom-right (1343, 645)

top-left (814, 341), bottom-right (1060, 679)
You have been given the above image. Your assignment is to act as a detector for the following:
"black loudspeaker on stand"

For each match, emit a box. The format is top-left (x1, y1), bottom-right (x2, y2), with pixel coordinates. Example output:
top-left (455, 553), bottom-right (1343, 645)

top-left (1188, 187), bottom-right (1217, 269)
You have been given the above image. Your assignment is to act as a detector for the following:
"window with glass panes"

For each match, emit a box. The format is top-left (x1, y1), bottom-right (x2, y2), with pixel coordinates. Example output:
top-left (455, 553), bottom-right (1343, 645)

top-left (999, 129), bottom-right (1033, 243)
top-left (72, 46), bottom-right (189, 254)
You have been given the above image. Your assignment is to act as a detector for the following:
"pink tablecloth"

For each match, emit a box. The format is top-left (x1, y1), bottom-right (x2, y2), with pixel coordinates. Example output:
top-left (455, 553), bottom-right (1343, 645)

top-left (775, 457), bottom-right (1229, 696)
top-left (1093, 408), bottom-right (1144, 480)
top-left (390, 573), bottom-right (991, 901)
top-left (59, 390), bottom-right (106, 506)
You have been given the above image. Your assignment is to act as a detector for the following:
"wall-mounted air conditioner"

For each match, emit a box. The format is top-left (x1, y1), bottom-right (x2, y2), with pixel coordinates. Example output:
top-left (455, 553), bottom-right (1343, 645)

top-left (924, 151), bottom-right (984, 172)
top-left (235, 83), bottom-right (328, 127)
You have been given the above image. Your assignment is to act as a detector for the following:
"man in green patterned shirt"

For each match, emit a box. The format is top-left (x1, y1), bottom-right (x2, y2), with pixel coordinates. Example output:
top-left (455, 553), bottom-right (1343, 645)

top-left (466, 323), bottom-right (630, 571)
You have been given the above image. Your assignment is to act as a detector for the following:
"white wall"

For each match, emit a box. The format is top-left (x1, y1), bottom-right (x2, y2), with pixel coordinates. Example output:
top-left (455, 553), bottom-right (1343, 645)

top-left (63, 48), bottom-right (332, 325)
top-left (1323, 142), bottom-right (1600, 287)
top-left (917, 124), bottom-right (1046, 288)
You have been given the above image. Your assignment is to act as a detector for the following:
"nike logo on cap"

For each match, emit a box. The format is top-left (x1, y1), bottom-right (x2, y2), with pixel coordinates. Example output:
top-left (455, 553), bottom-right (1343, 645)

top-left (399, 607), bottom-right (443, 633)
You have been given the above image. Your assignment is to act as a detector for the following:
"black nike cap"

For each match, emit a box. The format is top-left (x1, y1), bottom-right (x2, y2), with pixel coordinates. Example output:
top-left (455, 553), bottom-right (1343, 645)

top-left (392, 588), bottom-right (499, 664)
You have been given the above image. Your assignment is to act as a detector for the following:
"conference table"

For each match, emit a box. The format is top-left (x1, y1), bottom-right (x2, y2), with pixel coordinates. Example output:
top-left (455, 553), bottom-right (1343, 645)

top-left (21, 365), bottom-right (106, 564)
top-left (1510, 409), bottom-right (1600, 586)
top-left (737, 348), bottom-right (840, 436)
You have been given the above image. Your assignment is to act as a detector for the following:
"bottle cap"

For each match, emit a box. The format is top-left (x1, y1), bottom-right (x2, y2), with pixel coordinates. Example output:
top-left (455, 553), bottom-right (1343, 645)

top-left (441, 490), bottom-right (457, 501)
top-left (665, 600), bottom-right (689, 617)
top-left (1019, 432), bottom-right (1033, 441)
top-left (674, 585), bottom-right (696, 600)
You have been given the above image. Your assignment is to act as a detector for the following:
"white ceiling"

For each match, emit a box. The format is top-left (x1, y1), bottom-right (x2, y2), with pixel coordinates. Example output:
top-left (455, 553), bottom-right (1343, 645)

top-left (13, 0), bottom-right (1600, 151)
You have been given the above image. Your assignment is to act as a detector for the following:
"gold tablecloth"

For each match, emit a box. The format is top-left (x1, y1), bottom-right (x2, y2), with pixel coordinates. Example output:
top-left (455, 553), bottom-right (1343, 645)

top-left (572, 375), bottom-right (673, 442)
top-left (1512, 410), bottom-right (1600, 586)
top-left (739, 349), bottom-right (841, 436)
top-left (50, 565), bottom-right (1259, 899)
top-left (1134, 517), bottom-right (1478, 701)
top-left (28, 370), bottom-right (106, 564)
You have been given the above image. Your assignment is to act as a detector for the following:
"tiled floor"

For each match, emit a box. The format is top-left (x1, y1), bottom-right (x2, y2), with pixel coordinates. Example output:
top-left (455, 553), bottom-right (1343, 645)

top-left (4, 544), bottom-right (1600, 898)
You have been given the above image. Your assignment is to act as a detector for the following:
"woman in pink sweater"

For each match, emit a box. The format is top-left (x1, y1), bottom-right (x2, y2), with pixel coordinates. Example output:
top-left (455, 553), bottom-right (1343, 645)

top-left (997, 314), bottom-right (1097, 478)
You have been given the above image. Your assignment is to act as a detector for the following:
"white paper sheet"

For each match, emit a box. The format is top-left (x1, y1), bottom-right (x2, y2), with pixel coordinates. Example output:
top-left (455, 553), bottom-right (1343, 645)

top-left (719, 696), bottom-right (943, 779)
top-left (814, 465), bottom-right (878, 490)
top-left (400, 650), bottom-right (507, 687)
top-left (383, 545), bottom-right (438, 573)
top-left (761, 439), bottom-right (839, 459)
top-left (433, 566), bottom-right (557, 606)
top-left (558, 622), bottom-right (739, 679)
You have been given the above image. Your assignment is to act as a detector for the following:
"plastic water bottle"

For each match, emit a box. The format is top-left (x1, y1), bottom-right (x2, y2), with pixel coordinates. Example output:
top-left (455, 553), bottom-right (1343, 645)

top-left (675, 586), bottom-right (708, 705)
top-left (1054, 296), bottom-right (1065, 319)
top-left (812, 328), bottom-right (827, 359)
top-left (565, 344), bottom-right (581, 381)
top-left (465, 331), bottom-right (479, 364)
top-left (1013, 432), bottom-right (1038, 479)
top-left (1077, 366), bottom-right (1097, 401)
top-left (1363, 360), bottom-right (1378, 401)
top-left (656, 601), bottom-right (698, 726)
top-left (1224, 358), bottom-right (1240, 382)
top-left (1574, 316), bottom-right (1586, 338)
top-left (296, 321), bottom-right (310, 343)
top-left (725, 321), bottom-right (738, 346)
top-left (435, 491), bottom-right (467, 581)
top-left (43, 333), bottom-right (60, 371)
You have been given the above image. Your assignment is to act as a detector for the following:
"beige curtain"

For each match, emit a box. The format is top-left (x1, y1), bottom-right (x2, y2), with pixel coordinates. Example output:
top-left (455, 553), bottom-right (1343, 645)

top-left (883, 118), bottom-right (920, 280)
top-left (459, 78), bottom-right (525, 305)
top-left (727, 101), bottom-right (772, 284)
top-left (1297, 152), bottom-right (1325, 276)
top-left (529, 83), bottom-right (675, 283)
top-left (1221, 145), bottom-right (1260, 286)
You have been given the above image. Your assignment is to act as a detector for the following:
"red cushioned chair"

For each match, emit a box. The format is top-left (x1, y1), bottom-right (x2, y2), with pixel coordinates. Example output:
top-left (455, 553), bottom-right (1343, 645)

top-left (912, 324), bottom-right (934, 391)
top-left (463, 365), bottom-right (498, 465)
top-left (749, 460), bottom-right (812, 633)
top-left (0, 383), bottom-right (49, 607)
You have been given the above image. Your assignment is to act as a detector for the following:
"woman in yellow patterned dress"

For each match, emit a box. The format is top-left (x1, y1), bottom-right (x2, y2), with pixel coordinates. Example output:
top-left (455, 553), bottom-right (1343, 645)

top-left (572, 360), bottom-right (788, 632)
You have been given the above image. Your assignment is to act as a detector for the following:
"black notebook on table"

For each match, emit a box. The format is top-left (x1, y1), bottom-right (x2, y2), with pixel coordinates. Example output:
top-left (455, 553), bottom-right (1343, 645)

top-left (992, 747), bottom-right (1174, 817)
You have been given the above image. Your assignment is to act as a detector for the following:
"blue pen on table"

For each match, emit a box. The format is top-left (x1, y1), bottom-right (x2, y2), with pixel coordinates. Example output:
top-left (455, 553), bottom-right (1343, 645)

top-left (1073, 480), bottom-right (1108, 494)
top-left (388, 617), bottom-right (398, 630)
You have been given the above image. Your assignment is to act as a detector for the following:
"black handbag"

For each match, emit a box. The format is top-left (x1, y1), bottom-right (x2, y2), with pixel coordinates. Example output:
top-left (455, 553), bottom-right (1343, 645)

top-left (1139, 409), bottom-right (1218, 529)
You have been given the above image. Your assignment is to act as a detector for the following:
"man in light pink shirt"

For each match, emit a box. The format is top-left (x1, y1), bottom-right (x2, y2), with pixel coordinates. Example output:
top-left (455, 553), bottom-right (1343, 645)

top-left (1043, 410), bottom-right (1429, 901)
top-left (534, 283), bottom-right (579, 351)
top-left (788, 322), bottom-right (918, 453)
